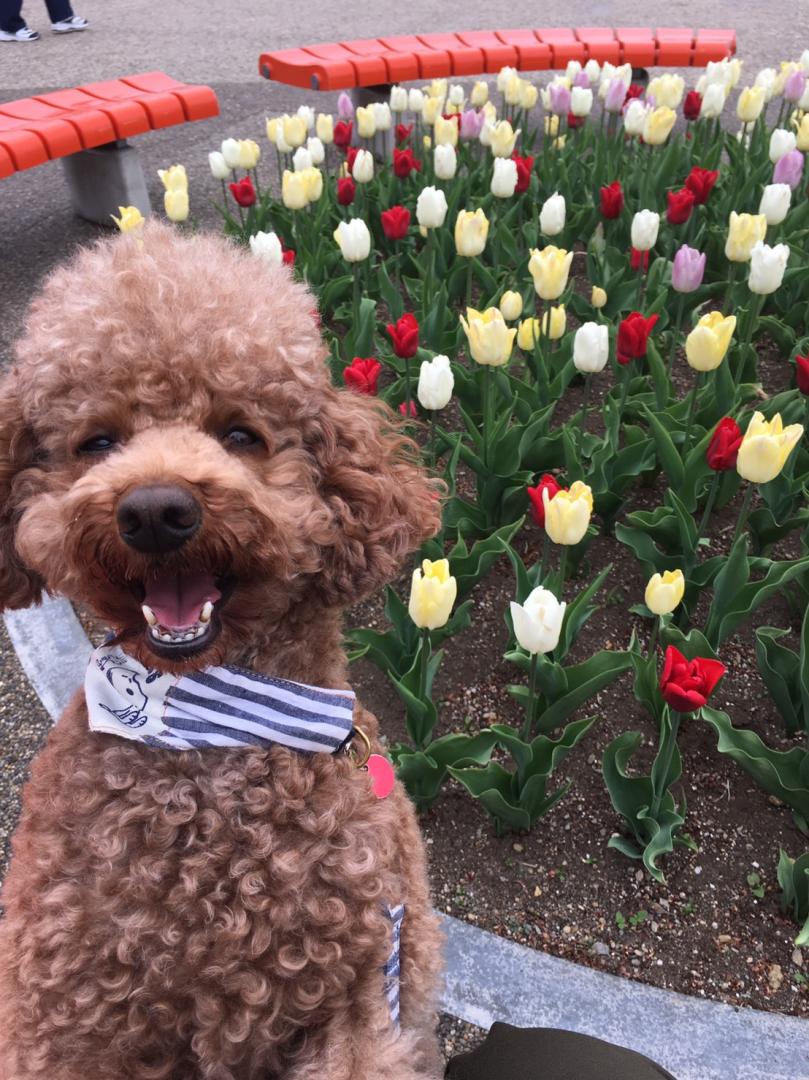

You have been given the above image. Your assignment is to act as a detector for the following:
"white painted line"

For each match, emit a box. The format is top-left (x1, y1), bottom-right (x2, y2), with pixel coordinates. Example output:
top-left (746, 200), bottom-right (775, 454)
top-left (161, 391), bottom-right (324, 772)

top-left (6, 599), bottom-right (809, 1079)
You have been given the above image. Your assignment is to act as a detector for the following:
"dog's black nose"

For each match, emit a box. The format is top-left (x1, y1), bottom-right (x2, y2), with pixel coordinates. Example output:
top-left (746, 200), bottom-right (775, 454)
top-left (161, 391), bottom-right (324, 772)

top-left (117, 485), bottom-right (202, 554)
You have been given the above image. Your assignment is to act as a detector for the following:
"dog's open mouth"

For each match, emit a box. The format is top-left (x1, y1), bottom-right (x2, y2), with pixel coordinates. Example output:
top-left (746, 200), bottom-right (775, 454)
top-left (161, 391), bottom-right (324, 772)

top-left (138, 571), bottom-right (231, 659)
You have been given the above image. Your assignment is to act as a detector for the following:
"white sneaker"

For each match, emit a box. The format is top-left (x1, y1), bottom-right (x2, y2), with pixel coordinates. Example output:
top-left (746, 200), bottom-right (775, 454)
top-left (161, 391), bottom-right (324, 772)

top-left (0, 26), bottom-right (40, 41)
top-left (51, 15), bottom-right (88, 32)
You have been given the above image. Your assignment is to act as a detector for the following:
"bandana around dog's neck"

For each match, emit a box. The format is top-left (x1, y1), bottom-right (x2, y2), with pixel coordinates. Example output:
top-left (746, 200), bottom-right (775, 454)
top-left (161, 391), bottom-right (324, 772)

top-left (85, 644), bottom-right (356, 753)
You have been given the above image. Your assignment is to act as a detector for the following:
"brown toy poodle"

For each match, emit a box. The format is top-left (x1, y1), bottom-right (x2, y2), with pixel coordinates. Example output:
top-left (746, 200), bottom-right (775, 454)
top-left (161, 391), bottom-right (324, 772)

top-left (0, 224), bottom-right (444, 1079)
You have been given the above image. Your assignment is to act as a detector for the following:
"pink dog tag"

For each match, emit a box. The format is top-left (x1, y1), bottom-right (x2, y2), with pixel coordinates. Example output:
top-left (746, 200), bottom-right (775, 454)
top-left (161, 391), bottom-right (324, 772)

top-left (366, 754), bottom-right (395, 799)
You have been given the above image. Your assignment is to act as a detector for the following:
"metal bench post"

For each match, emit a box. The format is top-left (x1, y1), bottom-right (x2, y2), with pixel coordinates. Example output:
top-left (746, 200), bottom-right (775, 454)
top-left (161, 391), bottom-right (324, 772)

top-left (60, 139), bottom-right (151, 226)
top-left (350, 85), bottom-right (395, 160)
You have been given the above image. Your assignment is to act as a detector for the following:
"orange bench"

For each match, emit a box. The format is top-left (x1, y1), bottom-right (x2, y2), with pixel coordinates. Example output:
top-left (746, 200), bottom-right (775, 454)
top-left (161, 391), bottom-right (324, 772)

top-left (259, 27), bottom-right (737, 91)
top-left (0, 71), bottom-right (218, 180)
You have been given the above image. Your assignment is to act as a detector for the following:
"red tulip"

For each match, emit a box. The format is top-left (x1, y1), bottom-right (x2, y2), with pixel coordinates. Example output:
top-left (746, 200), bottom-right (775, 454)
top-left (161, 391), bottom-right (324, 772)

top-left (567, 111), bottom-right (585, 129)
top-left (337, 177), bottom-right (356, 206)
top-left (229, 177), bottom-right (256, 207)
top-left (346, 146), bottom-right (359, 174)
top-left (706, 417), bottom-right (743, 470)
top-left (387, 313), bottom-right (419, 359)
top-left (666, 188), bottom-right (695, 225)
top-left (393, 147), bottom-right (421, 179)
top-left (600, 181), bottom-right (624, 219)
top-left (527, 474), bottom-right (562, 527)
top-left (683, 91), bottom-right (702, 121)
top-left (395, 123), bottom-right (413, 146)
top-left (796, 355), bottom-right (809, 394)
top-left (398, 400), bottom-right (418, 418)
top-left (334, 120), bottom-right (353, 150)
top-left (281, 244), bottom-right (295, 267)
top-left (625, 83), bottom-right (644, 102)
top-left (381, 205), bottom-right (411, 241)
top-left (684, 166), bottom-right (719, 205)
top-left (630, 247), bottom-right (650, 271)
top-left (617, 311), bottom-right (658, 365)
top-left (441, 113), bottom-right (462, 130)
top-left (512, 154), bottom-right (534, 194)
top-left (659, 645), bottom-right (726, 713)
top-left (344, 357), bottom-right (381, 395)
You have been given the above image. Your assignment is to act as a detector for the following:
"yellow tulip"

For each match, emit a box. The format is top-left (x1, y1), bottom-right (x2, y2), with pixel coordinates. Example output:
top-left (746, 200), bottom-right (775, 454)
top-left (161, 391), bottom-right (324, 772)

top-left (111, 205), bottom-right (144, 233)
top-left (408, 559), bottom-right (457, 630)
top-left (499, 291), bottom-right (523, 321)
top-left (434, 114), bottom-right (459, 147)
top-left (423, 134), bottom-right (433, 152)
top-left (642, 106), bottom-right (677, 146)
top-left (489, 120), bottom-right (519, 157)
top-left (316, 113), bottom-right (334, 143)
top-left (157, 164), bottom-right (187, 192)
top-left (300, 166), bottom-right (323, 202)
top-left (422, 96), bottom-right (444, 126)
top-left (266, 117), bottom-right (279, 144)
top-left (460, 307), bottom-right (516, 367)
top-left (356, 105), bottom-right (376, 139)
top-left (471, 80), bottom-right (489, 107)
top-left (685, 312), bottom-right (737, 372)
top-left (544, 114), bottom-right (560, 136)
top-left (796, 113), bottom-right (809, 152)
top-left (517, 318), bottom-right (541, 350)
top-left (646, 74), bottom-right (684, 109)
top-left (236, 139), bottom-right (260, 169)
top-left (736, 412), bottom-right (804, 484)
top-left (504, 76), bottom-right (523, 107)
top-left (427, 78), bottom-right (448, 99)
top-left (482, 101), bottom-right (497, 123)
top-left (541, 304), bottom-right (566, 340)
top-left (519, 82), bottom-right (538, 109)
top-left (528, 246), bottom-right (573, 301)
top-left (282, 115), bottom-right (307, 148)
top-left (282, 169), bottom-right (309, 210)
top-left (645, 570), bottom-right (685, 616)
top-left (455, 209), bottom-right (489, 257)
top-left (164, 188), bottom-right (189, 223)
top-left (591, 285), bottom-right (607, 308)
top-left (725, 212), bottom-right (767, 262)
top-left (737, 85), bottom-right (766, 123)
top-left (544, 481), bottom-right (593, 545)
top-left (553, 135), bottom-right (567, 150)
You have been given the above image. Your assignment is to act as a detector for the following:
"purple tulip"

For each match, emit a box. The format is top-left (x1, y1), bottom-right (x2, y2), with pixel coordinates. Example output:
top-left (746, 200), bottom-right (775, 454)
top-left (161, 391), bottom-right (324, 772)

top-left (460, 108), bottom-right (485, 140)
top-left (773, 149), bottom-right (805, 190)
top-left (337, 92), bottom-right (354, 120)
top-left (671, 244), bottom-right (707, 293)
top-left (604, 77), bottom-right (627, 114)
top-left (573, 71), bottom-right (590, 89)
top-left (549, 83), bottom-right (571, 114)
top-left (784, 69), bottom-right (807, 104)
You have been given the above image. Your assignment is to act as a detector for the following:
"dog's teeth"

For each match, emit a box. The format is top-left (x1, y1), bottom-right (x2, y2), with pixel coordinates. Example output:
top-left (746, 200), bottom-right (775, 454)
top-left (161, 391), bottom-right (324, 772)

top-left (200, 601), bottom-right (214, 623)
top-left (150, 625), bottom-right (161, 639)
top-left (142, 604), bottom-right (157, 626)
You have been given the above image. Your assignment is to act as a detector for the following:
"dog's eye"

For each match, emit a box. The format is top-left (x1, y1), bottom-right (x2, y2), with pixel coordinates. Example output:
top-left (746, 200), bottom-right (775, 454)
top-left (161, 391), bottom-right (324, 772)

top-left (223, 427), bottom-right (263, 451)
top-left (77, 435), bottom-right (117, 455)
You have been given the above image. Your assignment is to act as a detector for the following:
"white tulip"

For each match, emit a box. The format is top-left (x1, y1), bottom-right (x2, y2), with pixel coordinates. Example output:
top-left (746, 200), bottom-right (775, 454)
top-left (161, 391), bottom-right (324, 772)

top-left (220, 138), bottom-right (241, 170)
top-left (434, 144), bottom-right (457, 180)
top-left (293, 146), bottom-right (313, 172)
top-left (623, 99), bottom-right (650, 137)
top-left (296, 104), bottom-right (315, 131)
top-left (275, 130), bottom-right (293, 155)
top-left (479, 120), bottom-right (495, 147)
top-left (801, 49), bottom-right (809, 72)
top-left (408, 88), bottom-right (425, 112)
top-left (306, 136), bottom-right (325, 165)
top-left (371, 101), bottom-right (392, 131)
top-left (334, 218), bottom-right (371, 262)
top-left (573, 323), bottom-right (609, 373)
top-left (755, 67), bottom-right (777, 101)
top-left (769, 128), bottom-right (797, 163)
top-left (700, 84), bottom-right (727, 119)
top-left (497, 66), bottom-right (518, 92)
top-left (249, 231), bottom-right (283, 265)
top-left (351, 148), bottom-right (374, 183)
top-left (390, 85), bottom-right (408, 112)
top-left (510, 587), bottom-right (566, 656)
top-left (539, 192), bottom-right (566, 236)
top-left (748, 241), bottom-right (790, 294)
top-left (491, 157), bottom-right (518, 198)
top-left (631, 209), bottom-right (660, 252)
top-left (417, 354), bottom-right (454, 411)
top-left (759, 183), bottom-right (791, 225)
top-left (416, 185), bottom-right (448, 229)
top-left (565, 60), bottom-right (582, 82)
top-left (448, 83), bottom-right (465, 107)
top-left (570, 86), bottom-right (593, 117)
top-left (208, 150), bottom-right (231, 180)
top-left (584, 59), bottom-right (601, 84)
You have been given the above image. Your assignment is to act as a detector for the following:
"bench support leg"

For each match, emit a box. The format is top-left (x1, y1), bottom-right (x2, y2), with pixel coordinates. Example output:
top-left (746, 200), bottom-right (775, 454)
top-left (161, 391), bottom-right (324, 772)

top-left (61, 140), bottom-right (151, 227)
top-left (350, 85), bottom-right (395, 160)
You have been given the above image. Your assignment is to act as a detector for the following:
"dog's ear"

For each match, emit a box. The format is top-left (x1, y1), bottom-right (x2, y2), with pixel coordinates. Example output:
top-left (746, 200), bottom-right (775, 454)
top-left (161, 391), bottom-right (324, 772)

top-left (309, 387), bottom-right (443, 606)
top-left (0, 372), bottom-right (44, 610)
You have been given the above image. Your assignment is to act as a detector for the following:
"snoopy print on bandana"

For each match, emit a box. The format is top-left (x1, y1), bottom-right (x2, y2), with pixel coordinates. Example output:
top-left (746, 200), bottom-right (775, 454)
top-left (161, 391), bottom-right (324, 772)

top-left (89, 650), bottom-right (174, 736)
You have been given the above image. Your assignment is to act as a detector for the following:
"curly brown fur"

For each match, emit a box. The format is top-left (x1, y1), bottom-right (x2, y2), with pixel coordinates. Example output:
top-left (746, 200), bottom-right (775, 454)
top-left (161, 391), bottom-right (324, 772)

top-left (0, 224), bottom-right (444, 1079)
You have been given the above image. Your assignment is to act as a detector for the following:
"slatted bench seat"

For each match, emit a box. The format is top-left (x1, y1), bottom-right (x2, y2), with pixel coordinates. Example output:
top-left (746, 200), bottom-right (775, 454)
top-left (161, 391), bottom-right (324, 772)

top-left (0, 72), bottom-right (219, 225)
top-left (259, 27), bottom-right (737, 91)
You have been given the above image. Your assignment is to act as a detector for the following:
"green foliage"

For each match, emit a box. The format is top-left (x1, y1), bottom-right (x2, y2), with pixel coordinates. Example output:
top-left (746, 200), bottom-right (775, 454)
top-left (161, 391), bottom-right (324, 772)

top-left (777, 850), bottom-right (809, 946)
top-left (391, 730), bottom-right (498, 810)
top-left (754, 605), bottom-right (809, 736)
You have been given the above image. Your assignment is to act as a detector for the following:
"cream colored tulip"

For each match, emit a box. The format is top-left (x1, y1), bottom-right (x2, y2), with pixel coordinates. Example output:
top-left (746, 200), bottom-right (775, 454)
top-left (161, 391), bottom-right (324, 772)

top-left (356, 105), bottom-right (376, 139)
top-left (528, 246), bottom-right (573, 301)
top-left (737, 86), bottom-right (766, 123)
top-left (647, 74), bottom-right (685, 109)
top-left (591, 285), bottom-right (607, 309)
top-left (737, 412), bottom-right (804, 484)
top-left (422, 96), bottom-right (444, 126)
top-left (544, 114), bottom-right (560, 137)
top-left (471, 80), bottom-right (489, 107)
top-left (390, 85), bottom-right (408, 113)
top-left (489, 120), bottom-right (519, 157)
top-left (543, 481), bottom-right (593, 545)
top-left (111, 205), bottom-right (144, 233)
top-left (685, 312), bottom-right (736, 372)
top-left (460, 307), bottom-right (516, 367)
top-left (409, 559), bottom-right (457, 630)
top-left (517, 318), bottom-right (541, 351)
top-left (519, 81), bottom-right (538, 109)
top-left (645, 570), bottom-right (685, 615)
top-left (300, 166), bottom-right (323, 202)
top-left (352, 148), bottom-right (374, 183)
top-left (158, 164), bottom-right (187, 192)
top-left (642, 107), bottom-right (676, 146)
top-left (282, 115), bottom-right (307, 148)
top-left (725, 212), bottom-right (767, 262)
top-left (282, 170), bottom-right (308, 210)
top-left (455, 209), bottom-right (489, 257)
top-left (434, 115), bottom-right (459, 147)
top-left (316, 113), bottom-right (334, 143)
top-left (499, 291), bottom-right (523, 321)
top-left (164, 188), bottom-right (189, 223)
top-left (541, 305), bottom-right (566, 340)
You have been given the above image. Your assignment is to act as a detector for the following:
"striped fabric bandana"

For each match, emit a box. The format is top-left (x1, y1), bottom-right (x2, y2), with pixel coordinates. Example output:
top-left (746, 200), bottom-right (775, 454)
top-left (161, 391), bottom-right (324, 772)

top-left (85, 644), bottom-right (356, 754)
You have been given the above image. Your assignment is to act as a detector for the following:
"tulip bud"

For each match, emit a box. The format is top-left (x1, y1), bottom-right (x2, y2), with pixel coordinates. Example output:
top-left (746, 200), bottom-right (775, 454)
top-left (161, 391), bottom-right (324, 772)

top-left (541, 305), bottom-right (566, 340)
top-left (543, 481), bottom-right (593, 545)
top-left (460, 307), bottom-right (516, 366)
top-left (334, 218), bottom-right (371, 262)
top-left (624, 100), bottom-right (650, 136)
top-left (539, 192), bottom-right (566, 236)
top-left (355, 105), bottom-right (376, 139)
top-left (306, 136), bottom-right (325, 165)
top-left (409, 559), bottom-right (457, 630)
top-left (408, 88), bottom-right (425, 112)
top-left (643, 106), bottom-right (677, 146)
top-left (489, 120), bottom-right (519, 157)
top-left (570, 86), bottom-right (593, 117)
top-left (510, 587), bottom-right (566, 655)
top-left (604, 77), bottom-right (626, 113)
top-left (685, 312), bottom-right (736, 371)
top-left (293, 146), bottom-right (313, 172)
top-left (470, 80), bottom-right (489, 107)
top-left (249, 230), bottom-right (283, 265)
top-left (282, 170), bottom-right (308, 210)
top-left (158, 164), bottom-right (187, 193)
top-left (770, 128), bottom-right (797, 163)
top-left (434, 114), bottom-right (459, 147)
top-left (416, 185), bottom-right (448, 229)
top-left (497, 66), bottom-right (518, 92)
top-left (208, 151), bottom-right (231, 181)
top-left (164, 188), bottom-right (189, 223)
top-left (737, 85), bottom-right (765, 123)
top-left (352, 148), bottom-right (374, 184)
top-left (725, 211), bottom-right (767, 262)
top-left (543, 114), bottom-right (560, 137)
top-left (455, 209), bottom-right (489, 257)
top-left (645, 571), bottom-right (685, 616)
top-left (111, 205), bottom-right (144, 233)
top-left (701, 84), bottom-right (727, 119)
top-left (573, 322), bottom-right (609, 373)
top-left (755, 67), bottom-right (777, 101)
top-left (528, 246), bottom-right (573, 301)
top-left (282, 116), bottom-right (307, 149)
top-left (584, 59), bottom-right (600, 84)
top-left (672, 245), bottom-right (707, 293)
top-left (773, 149), bottom-right (804, 190)
top-left (422, 96), bottom-right (444, 126)
top-left (631, 210), bottom-right (660, 252)
top-left (748, 241), bottom-right (790, 295)
top-left (499, 291), bottom-right (523, 321)
top-left (784, 69), bottom-right (807, 103)
top-left (519, 82), bottom-right (538, 109)
top-left (491, 157), bottom-right (518, 198)
top-left (220, 138), bottom-right (241, 169)
top-left (371, 102), bottom-right (392, 131)
top-left (796, 114), bottom-right (809, 152)
top-left (296, 105), bottom-right (314, 132)
top-left (759, 183), bottom-right (791, 225)
top-left (314, 114), bottom-right (333, 145)
top-left (504, 76), bottom-right (522, 108)
top-left (300, 167), bottom-right (323, 203)
top-left (390, 85), bottom-right (408, 113)
top-left (736, 411), bottom-right (803, 483)
top-left (448, 83), bottom-right (465, 108)
top-left (434, 144), bottom-right (457, 180)
top-left (417, 354), bottom-right (454, 411)
top-left (337, 92), bottom-right (354, 119)
top-left (265, 117), bottom-right (279, 144)
top-left (428, 78), bottom-right (448, 100)
top-left (591, 285), bottom-right (607, 308)
top-left (517, 318), bottom-right (541, 351)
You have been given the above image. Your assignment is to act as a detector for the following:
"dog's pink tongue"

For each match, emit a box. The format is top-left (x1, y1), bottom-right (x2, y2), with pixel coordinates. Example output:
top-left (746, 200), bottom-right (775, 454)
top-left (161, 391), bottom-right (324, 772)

top-left (143, 572), bottom-right (221, 630)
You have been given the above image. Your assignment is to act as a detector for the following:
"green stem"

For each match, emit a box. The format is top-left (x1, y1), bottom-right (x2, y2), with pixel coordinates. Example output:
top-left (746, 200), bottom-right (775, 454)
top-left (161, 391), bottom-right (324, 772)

top-left (612, 365), bottom-right (631, 450)
top-left (579, 373), bottom-right (591, 447)
top-left (734, 293), bottom-right (764, 387)
top-left (429, 410), bottom-right (438, 470)
top-left (417, 627), bottom-right (430, 724)
top-left (650, 709), bottom-right (683, 820)
top-left (731, 484), bottom-right (756, 547)
top-left (682, 371), bottom-right (705, 453)
top-left (481, 365), bottom-right (491, 469)
top-left (538, 532), bottom-right (551, 583)
top-left (404, 357), bottom-right (412, 419)
top-left (693, 471), bottom-right (721, 558)
top-left (352, 262), bottom-right (361, 340)
top-left (465, 258), bottom-right (473, 308)
top-left (557, 545), bottom-right (569, 597)
top-left (667, 293), bottom-right (686, 368)
top-left (647, 615), bottom-right (660, 660)
top-left (521, 652), bottom-right (539, 742)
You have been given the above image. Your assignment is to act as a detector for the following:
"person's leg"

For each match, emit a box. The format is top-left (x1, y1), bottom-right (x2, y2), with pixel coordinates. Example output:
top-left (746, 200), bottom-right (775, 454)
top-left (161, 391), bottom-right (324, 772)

top-left (44, 0), bottom-right (73, 21)
top-left (0, 0), bottom-right (26, 33)
top-left (446, 1024), bottom-right (678, 1080)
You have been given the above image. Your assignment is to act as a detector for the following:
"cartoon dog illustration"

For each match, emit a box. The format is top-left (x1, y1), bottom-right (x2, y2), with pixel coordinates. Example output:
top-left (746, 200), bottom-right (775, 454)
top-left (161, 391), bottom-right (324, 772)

top-left (98, 665), bottom-right (149, 728)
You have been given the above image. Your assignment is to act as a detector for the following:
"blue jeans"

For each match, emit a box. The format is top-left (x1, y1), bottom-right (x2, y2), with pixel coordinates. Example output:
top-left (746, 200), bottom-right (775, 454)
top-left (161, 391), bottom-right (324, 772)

top-left (0, 0), bottom-right (74, 32)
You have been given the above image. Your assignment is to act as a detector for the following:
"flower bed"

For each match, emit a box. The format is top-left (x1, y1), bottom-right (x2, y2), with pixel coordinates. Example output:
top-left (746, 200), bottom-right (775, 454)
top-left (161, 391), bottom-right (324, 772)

top-left (140, 55), bottom-right (809, 1011)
